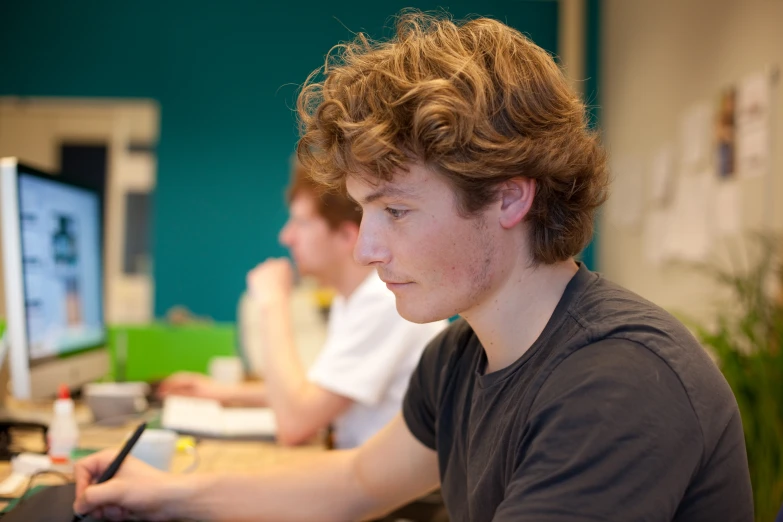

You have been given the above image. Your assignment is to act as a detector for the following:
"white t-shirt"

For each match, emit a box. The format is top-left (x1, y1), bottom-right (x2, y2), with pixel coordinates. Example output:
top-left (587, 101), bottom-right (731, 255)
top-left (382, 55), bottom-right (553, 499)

top-left (308, 271), bottom-right (447, 449)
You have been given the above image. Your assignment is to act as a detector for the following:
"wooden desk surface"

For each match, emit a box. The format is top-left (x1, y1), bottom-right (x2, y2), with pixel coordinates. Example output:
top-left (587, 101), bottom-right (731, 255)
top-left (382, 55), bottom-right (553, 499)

top-left (0, 404), bottom-right (326, 508)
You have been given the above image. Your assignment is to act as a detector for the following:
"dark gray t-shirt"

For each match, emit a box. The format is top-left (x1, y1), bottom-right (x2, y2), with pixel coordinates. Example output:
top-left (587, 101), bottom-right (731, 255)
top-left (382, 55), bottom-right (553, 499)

top-left (403, 265), bottom-right (752, 522)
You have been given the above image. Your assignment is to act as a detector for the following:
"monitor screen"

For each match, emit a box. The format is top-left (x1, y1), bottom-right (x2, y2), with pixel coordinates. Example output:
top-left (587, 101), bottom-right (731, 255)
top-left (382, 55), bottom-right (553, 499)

top-left (17, 171), bottom-right (104, 360)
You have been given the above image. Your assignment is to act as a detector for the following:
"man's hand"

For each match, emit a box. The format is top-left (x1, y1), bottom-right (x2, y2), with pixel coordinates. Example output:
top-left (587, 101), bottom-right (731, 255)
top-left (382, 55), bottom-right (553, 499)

top-left (74, 449), bottom-right (191, 521)
top-left (157, 372), bottom-right (233, 404)
top-left (247, 258), bottom-right (295, 309)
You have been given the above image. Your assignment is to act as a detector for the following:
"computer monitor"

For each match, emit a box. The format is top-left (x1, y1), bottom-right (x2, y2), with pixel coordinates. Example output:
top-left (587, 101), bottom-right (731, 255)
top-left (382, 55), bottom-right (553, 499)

top-left (0, 157), bottom-right (108, 400)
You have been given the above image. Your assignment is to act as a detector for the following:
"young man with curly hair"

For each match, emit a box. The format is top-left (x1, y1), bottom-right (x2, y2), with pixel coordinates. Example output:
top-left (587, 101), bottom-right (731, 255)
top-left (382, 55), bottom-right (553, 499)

top-left (74, 12), bottom-right (752, 521)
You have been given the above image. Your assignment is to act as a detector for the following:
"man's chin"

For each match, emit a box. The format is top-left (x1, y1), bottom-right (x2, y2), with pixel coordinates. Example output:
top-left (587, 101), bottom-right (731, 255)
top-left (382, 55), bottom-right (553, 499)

top-left (395, 299), bottom-right (449, 324)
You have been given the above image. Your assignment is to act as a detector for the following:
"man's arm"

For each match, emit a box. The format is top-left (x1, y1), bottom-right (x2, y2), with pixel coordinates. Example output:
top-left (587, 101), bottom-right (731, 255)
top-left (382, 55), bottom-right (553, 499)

top-left (248, 259), bottom-right (353, 446)
top-left (157, 372), bottom-right (270, 406)
top-left (74, 414), bottom-right (440, 521)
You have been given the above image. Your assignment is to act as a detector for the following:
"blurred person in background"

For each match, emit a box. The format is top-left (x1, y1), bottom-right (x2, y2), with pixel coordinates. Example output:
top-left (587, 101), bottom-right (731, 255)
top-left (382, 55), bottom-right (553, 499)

top-left (158, 162), bottom-right (446, 448)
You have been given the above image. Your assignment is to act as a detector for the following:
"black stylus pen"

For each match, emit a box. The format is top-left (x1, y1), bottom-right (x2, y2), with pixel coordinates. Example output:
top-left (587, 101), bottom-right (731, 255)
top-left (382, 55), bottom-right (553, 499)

top-left (72, 421), bottom-right (147, 521)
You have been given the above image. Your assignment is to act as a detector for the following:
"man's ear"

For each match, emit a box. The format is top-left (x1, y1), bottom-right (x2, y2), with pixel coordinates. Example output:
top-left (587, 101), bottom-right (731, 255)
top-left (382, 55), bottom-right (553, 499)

top-left (498, 178), bottom-right (536, 229)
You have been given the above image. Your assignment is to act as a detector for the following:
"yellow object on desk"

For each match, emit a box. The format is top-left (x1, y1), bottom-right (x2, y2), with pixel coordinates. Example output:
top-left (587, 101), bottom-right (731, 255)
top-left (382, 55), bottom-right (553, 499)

top-left (176, 435), bottom-right (196, 452)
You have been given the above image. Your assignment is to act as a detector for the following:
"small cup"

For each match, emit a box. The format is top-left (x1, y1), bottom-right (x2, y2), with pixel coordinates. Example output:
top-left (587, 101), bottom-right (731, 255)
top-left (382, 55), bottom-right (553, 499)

top-left (130, 429), bottom-right (177, 471)
top-left (83, 382), bottom-right (150, 424)
top-left (208, 356), bottom-right (244, 385)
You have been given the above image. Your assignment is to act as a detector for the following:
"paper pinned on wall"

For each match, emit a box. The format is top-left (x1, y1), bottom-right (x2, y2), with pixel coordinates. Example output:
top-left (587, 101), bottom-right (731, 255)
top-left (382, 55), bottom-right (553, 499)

top-left (649, 144), bottom-right (675, 205)
top-left (643, 208), bottom-right (671, 267)
top-left (666, 170), bottom-right (714, 262)
top-left (607, 156), bottom-right (644, 229)
top-left (712, 179), bottom-right (742, 236)
top-left (736, 70), bottom-right (771, 179)
top-left (680, 102), bottom-right (712, 169)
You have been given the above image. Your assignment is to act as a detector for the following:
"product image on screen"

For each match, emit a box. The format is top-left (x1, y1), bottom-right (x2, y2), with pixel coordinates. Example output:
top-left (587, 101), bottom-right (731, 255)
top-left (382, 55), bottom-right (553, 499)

top-left (18, 173), bottom-right (103, 360)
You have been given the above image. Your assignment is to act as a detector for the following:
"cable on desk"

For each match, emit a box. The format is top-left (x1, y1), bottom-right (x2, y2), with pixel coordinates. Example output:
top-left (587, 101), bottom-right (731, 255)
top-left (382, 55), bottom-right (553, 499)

top-left (0, 470), bottom-right (71, 520)
top-left (17, 469), bottom-right (71, 504)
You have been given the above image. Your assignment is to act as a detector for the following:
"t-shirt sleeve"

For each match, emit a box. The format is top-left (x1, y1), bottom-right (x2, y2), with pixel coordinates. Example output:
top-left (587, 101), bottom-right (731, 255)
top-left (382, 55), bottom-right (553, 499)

top-left (492, 338), bottom-right (705, 522)
top-left (403, 322), bottom-right (465, 450)
top-left (307, 291), bottom-right (440, 406)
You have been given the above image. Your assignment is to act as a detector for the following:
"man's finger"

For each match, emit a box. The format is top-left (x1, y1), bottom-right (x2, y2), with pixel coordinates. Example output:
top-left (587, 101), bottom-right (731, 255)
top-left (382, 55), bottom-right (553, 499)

top-left (75, 481), bottom-right (126, 515)
top-left (102, 504), bottom-right (125, 521)
top-left (74, 450), bottom-right (116, 498)
top-left (74, 462), bottom-right (95, 499)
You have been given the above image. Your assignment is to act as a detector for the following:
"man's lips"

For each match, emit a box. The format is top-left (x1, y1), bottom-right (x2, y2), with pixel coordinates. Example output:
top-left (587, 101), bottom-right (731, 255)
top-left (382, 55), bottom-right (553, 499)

top-left (381, 278), bottom-right (413, 289)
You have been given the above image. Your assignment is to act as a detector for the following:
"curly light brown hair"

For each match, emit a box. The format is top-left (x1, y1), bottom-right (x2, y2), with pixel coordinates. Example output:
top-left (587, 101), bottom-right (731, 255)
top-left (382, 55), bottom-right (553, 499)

top-left (296, 11), bottom-right (608, 264)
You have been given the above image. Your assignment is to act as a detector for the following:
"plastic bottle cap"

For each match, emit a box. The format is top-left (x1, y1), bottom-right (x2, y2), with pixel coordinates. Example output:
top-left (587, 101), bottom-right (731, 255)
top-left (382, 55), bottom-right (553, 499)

top-left (58, 384), bottom-right (70, 400)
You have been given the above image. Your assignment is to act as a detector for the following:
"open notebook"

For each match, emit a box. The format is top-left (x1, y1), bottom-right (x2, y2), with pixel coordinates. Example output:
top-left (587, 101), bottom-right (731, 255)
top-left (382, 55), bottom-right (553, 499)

top-left (161, 396), bottom-right (277, 440)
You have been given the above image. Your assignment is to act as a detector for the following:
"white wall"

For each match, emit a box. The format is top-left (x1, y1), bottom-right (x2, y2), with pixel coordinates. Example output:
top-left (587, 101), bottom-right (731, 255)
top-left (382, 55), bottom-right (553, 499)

top-left (600, 0), bottom-right (783, 322)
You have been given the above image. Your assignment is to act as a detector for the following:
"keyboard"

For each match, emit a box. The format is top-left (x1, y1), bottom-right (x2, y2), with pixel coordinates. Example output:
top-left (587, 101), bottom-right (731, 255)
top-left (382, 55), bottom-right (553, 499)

top-left (161, 396), bottom-right (277, 440)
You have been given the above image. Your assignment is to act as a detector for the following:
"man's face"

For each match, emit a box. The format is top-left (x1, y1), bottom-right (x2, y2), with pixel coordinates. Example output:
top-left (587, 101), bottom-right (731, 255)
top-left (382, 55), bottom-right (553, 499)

top-left (278, 192), bottom-right (343, 280)
top-left (347, 164), bottom-right (508, 323)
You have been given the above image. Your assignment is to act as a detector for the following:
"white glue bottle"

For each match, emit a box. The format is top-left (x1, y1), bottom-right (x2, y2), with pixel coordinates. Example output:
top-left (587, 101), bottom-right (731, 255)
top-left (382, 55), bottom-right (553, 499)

top-left (48, 384), bottom-right (79, 470)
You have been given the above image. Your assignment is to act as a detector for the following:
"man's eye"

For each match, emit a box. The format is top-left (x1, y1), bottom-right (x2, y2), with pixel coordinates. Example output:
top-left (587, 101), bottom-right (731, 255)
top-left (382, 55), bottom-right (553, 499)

top-left (385, 208), bottom-right (408, 220)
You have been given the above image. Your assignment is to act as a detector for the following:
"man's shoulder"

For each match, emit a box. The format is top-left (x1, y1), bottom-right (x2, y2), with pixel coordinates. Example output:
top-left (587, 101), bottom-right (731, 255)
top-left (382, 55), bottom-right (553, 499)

top-left (573, 273), bottom-right (683, 330)
top-left (562, 276), bottom-right (739, 452)
top-left (530, 338), bottom-right (706, 458)
top-left (550, 337), bottom-right (684, 388)
top-left (572, 274), bottom-right (726, 379)
top-left (570, 273), bottom-right (705, 360)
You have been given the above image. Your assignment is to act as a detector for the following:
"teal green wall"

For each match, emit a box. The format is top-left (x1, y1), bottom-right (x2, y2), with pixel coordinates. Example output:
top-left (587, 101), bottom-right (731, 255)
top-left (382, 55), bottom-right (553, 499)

top-left (580, 0), bottom-right (602, 271)
top-left (0, 1), bottom-right (558, 321)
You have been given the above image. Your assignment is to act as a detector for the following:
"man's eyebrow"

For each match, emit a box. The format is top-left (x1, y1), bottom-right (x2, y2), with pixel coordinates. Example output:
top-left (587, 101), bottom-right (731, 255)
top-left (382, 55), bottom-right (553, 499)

top-left (360, 185), bottom-right (419, 205)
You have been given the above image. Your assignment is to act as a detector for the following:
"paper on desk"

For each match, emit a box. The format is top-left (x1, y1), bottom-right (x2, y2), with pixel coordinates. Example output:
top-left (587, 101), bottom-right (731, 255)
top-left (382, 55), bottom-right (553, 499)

top-left (222, 408), bottom-right (277, 437)
top-left (0, 452), bottom-right (54, 495)
top-left (0, 473), bottom-right (27, 496)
